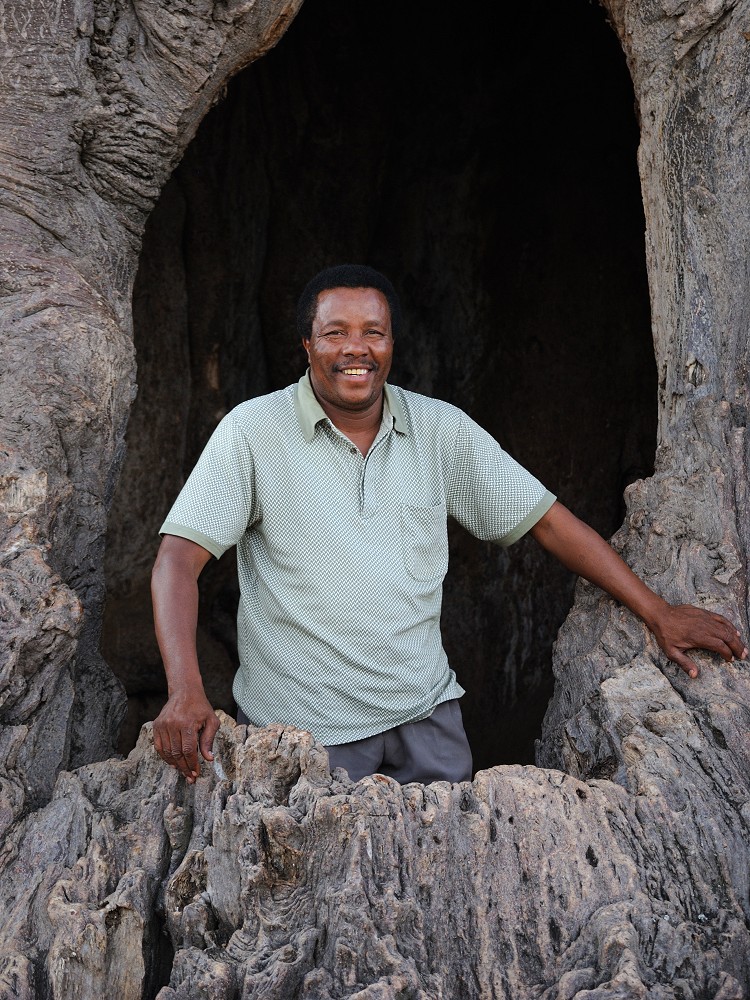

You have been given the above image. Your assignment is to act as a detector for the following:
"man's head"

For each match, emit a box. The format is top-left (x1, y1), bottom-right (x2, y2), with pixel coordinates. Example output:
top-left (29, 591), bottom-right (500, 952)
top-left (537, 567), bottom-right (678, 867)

top-left (296, 264), bottom-right (402, 342)
top-left (299, 265), bottom-right (399, 419)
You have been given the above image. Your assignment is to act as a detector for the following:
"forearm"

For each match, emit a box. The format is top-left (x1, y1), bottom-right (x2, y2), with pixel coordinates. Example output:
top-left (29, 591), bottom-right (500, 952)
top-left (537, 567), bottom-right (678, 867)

top-left (151, 534), bottom-right (218, 780)
top-left (529, 502), bottom-right (668, 628)
top-left (530, 501), bottom-right (745, 676)
top-left (151, 556), bottom-right (206, 696)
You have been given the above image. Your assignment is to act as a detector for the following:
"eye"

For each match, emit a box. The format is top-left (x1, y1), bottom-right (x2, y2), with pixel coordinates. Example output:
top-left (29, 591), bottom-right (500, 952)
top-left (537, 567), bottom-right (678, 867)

top-left (322, 329), bottom-right (345, 338)
top-left (365, 329), bottom-right (385, 337)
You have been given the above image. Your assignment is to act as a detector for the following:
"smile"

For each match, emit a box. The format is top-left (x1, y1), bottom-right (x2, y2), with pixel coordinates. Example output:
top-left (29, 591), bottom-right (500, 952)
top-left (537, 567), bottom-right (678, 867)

top-left (340, 368), bottom-right (371, 376)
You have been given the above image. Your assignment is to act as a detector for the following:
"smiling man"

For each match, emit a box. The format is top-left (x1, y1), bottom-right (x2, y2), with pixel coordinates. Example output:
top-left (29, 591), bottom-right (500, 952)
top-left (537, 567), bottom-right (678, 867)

top-left (151, 264), bottom-right (746, 786)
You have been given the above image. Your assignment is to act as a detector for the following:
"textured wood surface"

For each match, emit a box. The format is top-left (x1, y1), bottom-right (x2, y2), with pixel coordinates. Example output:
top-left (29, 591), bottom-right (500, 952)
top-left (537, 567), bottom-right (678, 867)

top-left (0, 0), bottom-right (749, 996)
top-left (1, 717), bottom-right (748, 997)
top-left (0, 0), bottom-right (303, 813)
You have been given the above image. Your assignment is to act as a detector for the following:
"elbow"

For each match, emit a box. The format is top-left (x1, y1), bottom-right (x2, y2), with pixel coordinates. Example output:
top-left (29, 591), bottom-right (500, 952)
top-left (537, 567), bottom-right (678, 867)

top-left (529, 501), bottom-right (561, 546)
top-left (152, 535), bottom-right (212, 593)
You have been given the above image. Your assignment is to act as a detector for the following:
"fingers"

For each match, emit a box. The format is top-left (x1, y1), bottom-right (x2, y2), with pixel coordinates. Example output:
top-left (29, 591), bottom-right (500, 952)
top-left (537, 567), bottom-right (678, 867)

top-left (152, 702), bottom-right (219, 783)
top-left (668, 649), bottom-right (700, 680)
top-left (705, 613), bottom-right (747, 660)
top-left (656, 605), bottom-right (747, 678)
top-left (199, 714), bottom-right (220, 762)
top-left (725, 627), bottom-right (748, 661)
top-left (154, 721), bottom-right (200, 782)
top-left (176, 724), bottom-right (200, 780)
top-left (682, 632), bottom-right (738, 663)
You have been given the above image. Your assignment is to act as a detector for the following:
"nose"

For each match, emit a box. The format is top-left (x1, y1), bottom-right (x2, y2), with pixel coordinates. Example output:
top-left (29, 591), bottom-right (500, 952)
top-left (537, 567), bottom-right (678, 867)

top-left (343, 331), bottom-right (369, 355)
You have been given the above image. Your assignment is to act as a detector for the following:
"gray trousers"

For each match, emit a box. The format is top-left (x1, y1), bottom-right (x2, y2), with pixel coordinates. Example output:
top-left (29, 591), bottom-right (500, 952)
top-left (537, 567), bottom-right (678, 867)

top-left (236, 698), bottom-right (473, 784)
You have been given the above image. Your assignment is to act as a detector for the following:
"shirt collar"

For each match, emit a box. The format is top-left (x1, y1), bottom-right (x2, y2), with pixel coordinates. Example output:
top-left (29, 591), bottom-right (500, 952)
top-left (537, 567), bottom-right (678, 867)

top-left (294, 370), bottom-right (408, 442)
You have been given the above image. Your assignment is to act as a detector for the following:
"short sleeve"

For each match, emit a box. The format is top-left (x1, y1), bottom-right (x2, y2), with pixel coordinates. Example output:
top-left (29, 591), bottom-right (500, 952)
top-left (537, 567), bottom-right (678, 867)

top-left (159, 413), bottom-right (257, 558)
top-left (446, 413), bottom-right (556, 546)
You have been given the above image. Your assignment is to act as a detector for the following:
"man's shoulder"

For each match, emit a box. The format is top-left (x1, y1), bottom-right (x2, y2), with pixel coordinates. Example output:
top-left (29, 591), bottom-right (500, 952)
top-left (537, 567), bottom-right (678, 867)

top-left (224, 383), bottom-right (297, 430)
top-left (387, 384), bottom-right (467, 430)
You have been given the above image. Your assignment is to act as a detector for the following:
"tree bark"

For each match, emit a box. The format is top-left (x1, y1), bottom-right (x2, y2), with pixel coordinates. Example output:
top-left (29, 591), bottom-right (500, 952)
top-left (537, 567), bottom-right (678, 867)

top-left (1, 0), bottom-right (749, 997)
top-left (0, 0), bottom-right (302, 810)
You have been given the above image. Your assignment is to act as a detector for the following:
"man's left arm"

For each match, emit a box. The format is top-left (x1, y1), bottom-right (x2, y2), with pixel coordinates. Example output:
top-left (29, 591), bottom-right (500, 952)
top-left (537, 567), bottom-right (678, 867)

top-left (530, 501), bottom-right (747, 678)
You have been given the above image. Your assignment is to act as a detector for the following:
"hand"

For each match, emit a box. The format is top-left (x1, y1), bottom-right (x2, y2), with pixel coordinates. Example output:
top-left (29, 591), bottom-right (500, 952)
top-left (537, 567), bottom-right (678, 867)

top-left (647, 603), bottom-right (747, 679)
top-left (152, 689), bottom-right (220, 783)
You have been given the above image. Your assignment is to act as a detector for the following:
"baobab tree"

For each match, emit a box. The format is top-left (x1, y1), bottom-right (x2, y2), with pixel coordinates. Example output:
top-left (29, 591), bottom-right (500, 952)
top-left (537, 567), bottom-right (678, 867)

top-left (0, 1), bottom-right (748, 997)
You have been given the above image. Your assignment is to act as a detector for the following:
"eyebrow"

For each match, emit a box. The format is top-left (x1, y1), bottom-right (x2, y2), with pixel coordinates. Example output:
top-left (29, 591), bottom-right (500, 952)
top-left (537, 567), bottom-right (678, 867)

top-left (319, 317), bottom-right (389, 328)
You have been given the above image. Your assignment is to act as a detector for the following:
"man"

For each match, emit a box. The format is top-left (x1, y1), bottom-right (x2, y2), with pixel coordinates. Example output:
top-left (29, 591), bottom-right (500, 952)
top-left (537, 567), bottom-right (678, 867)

top-left (152, 264), bottom-right (746, 785)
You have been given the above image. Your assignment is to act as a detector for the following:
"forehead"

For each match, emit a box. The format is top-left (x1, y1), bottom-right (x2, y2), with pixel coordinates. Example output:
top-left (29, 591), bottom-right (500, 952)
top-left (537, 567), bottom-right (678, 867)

top-left (313, 286), bottom-right (391, 327)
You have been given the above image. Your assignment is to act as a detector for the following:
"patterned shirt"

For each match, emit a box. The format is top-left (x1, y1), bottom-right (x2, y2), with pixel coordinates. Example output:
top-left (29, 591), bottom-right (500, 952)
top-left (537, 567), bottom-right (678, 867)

top-left (160, 372), bottom-right (556, 745)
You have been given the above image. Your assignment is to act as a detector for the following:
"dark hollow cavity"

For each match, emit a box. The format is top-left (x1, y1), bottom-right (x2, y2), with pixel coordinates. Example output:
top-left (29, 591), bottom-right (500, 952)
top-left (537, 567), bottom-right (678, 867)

top-left (103, 0), bottom-right (655, 771)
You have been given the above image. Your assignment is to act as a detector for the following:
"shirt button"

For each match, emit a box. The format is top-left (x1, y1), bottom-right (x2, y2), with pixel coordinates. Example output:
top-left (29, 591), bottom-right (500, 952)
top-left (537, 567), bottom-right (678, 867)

top-left (350, 447), bottom-right (357, 454)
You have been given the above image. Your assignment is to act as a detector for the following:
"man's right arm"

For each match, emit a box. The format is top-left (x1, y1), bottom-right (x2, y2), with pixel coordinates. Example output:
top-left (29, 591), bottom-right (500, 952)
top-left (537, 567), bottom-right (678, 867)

top-left (151, 534), bottom-right (218, 784)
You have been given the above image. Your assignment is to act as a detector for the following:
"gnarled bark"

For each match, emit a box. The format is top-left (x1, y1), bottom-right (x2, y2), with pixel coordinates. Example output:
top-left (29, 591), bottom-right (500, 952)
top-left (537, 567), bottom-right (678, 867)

top-left (0, 0), bottom-right (302, 816)
top-left (0, 0), bottom-right (749, 996)
top-left (1, 718), bottom-right (748, 998)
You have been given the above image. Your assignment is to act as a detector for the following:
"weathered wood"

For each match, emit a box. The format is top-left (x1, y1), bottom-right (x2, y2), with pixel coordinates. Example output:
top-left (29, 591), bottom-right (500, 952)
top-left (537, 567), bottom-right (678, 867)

top-left (0, 0), bottom-right (749, 996)
top-left (1, 718), bottom-right (748, 997)
top-left (0, 0), bottom-right (303, 813)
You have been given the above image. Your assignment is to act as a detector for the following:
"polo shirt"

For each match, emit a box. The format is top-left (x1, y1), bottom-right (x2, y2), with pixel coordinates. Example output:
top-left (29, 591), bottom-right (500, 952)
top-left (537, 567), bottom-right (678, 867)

top-left (160, 372), bottom-right (556, 745)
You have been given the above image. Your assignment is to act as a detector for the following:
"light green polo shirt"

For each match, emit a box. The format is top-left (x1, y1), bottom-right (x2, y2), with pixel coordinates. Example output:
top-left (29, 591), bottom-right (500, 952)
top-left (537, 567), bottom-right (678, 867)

top-left (160, 372), bottom-right (555, 745)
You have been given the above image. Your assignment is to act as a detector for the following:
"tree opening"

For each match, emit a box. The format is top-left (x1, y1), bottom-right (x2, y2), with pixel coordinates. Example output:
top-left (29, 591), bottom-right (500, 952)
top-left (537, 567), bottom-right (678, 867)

top-left (102, 0), bottom-right (655, 770)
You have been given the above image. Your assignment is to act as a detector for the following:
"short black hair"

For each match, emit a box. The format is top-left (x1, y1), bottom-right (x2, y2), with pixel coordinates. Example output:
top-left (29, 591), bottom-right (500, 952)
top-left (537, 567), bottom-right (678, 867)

top-left (296, 264), bottom-right (402, 340)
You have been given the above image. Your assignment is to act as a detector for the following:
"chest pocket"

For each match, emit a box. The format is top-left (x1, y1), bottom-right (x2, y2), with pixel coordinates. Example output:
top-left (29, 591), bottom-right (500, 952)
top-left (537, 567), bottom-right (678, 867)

top-left (401, 503), bottom-right (449, 582)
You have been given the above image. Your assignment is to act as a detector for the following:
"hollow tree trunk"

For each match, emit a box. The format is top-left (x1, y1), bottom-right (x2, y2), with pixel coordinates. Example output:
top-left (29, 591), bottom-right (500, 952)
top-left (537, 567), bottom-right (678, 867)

top-left (0, 1), bottom-right (749, 998)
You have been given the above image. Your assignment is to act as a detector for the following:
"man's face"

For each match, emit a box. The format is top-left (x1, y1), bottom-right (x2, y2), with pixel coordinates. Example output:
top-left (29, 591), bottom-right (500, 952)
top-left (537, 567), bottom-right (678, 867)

top-left (303, 286), bottom-right (394, 416)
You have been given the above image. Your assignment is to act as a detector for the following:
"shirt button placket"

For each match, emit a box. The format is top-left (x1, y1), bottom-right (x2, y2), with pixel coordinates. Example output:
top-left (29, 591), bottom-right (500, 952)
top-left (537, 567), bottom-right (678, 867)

top-left (348, 445), bottom-right (365, 513)
top-left (360, 437), bottom-right (385, 517)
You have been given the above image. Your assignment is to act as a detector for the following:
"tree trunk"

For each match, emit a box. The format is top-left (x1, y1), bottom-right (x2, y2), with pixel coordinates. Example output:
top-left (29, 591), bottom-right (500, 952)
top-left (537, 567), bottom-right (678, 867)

top-left (0, 0), bottom-right (303, 809)
top-left (1, 1), bottom-right (749, 997)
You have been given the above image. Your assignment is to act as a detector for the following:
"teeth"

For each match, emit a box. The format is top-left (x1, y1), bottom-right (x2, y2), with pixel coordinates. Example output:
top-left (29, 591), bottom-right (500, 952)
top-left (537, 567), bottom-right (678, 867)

top-left (342, 368), bottom-right (368, 375)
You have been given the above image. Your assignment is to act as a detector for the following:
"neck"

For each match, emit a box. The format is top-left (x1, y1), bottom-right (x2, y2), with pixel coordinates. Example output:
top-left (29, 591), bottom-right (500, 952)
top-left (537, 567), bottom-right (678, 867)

top-left (312, 386), bottom-right (385, 453)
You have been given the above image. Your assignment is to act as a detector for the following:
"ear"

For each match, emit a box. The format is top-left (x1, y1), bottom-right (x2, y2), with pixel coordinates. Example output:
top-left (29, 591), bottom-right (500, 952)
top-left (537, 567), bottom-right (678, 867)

top-left (302, 337), bottom-right (311, 357)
